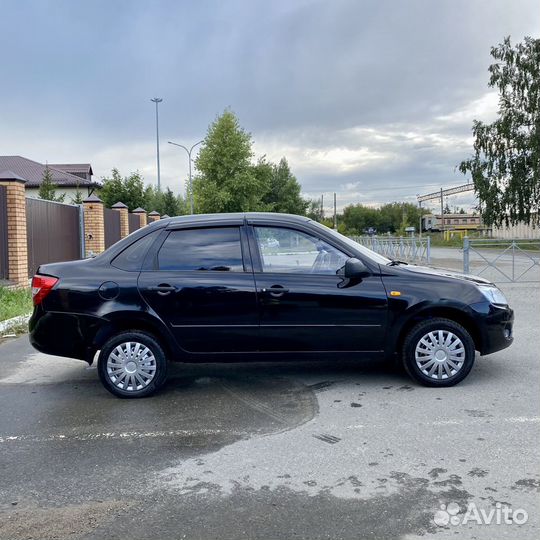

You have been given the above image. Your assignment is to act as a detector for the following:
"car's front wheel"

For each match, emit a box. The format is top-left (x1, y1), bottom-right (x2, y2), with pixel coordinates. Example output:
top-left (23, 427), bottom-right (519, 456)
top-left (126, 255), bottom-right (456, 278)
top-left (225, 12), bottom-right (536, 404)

top-left (98, 331), bottom-right (168, 398)
top-left (403, 318), bottom-right (476, 387)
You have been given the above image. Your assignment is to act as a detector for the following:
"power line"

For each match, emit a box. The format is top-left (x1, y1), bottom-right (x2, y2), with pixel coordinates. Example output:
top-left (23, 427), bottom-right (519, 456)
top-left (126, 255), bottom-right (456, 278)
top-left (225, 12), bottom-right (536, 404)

top-left (311, 182), bottom-right (464, 195)
top-left (355, 183), bottom-right (441, 192)
top-left (417, 182), bottom-right (474, 202)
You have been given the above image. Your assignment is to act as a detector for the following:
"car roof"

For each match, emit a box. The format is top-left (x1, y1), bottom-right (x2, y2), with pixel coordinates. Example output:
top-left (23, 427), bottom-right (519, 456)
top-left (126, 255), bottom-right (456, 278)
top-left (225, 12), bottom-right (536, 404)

top-left (161, 212), bottom-right (312, 228)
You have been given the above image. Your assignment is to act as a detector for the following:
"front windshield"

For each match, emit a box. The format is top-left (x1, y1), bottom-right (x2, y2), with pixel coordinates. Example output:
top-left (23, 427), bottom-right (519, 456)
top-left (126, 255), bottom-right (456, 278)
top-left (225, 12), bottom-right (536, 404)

top-left (310, 221), bottom-right (392, 266)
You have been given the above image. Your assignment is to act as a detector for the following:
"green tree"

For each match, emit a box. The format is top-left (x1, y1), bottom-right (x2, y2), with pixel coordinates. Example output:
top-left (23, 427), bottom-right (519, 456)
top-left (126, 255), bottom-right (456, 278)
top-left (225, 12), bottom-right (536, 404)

top-left (100, 169), bottom-right (146, 211)
top-left (70, 182), bottom-right (84, 204)
top-left (142, 186), bottom-right (187, 216)
top-left (252, 157), bottom-right (273, 210)
top-left (38, 166), bottom-right (65, 202)
top-left (161, 187), bottom-right (180, 216)
top-left (258, 157), bottom-right (308, 215)
top-left (340, 202), bottom-right (424, 235)
top-left (143, 185), bottom-right (163, 214)
top-left (459, 36), bottom-right (540, 226)
top-left (193, 110), bottom-right (262, 213)
top-left (341, 204), bottom-right (382, 235)
top-left (306, 198), bottom-right (324, 221)
top-left (378, 202), bottom-right (423, 233)
top-left (177, 194), bottom-right (188, 215)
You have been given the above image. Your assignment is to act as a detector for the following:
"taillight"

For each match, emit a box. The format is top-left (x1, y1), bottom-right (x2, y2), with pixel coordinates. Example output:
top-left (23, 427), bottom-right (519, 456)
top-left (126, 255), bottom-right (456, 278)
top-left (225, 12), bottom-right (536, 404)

top-left (31, 275), bottom-right (59, 305)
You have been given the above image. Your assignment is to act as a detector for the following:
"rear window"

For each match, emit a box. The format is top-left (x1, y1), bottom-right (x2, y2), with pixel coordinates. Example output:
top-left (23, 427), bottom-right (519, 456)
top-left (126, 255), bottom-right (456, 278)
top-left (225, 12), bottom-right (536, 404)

top-left (112, 230), bottom-right (160, 271)
top-left (157, 227), bottom-right (244, 272)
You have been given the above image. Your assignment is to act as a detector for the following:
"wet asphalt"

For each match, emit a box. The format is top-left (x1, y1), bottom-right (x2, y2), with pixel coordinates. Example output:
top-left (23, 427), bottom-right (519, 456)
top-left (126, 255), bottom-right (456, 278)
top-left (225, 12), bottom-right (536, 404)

top-left (0, 282), bottom-right (538, 540)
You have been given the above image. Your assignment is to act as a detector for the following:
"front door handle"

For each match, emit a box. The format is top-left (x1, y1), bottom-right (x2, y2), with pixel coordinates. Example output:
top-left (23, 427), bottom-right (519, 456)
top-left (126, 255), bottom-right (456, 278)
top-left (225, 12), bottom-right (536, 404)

top-left (261, 285), bottom-right (290, 297)
top-left (147, 284), bottom-right (176, 296)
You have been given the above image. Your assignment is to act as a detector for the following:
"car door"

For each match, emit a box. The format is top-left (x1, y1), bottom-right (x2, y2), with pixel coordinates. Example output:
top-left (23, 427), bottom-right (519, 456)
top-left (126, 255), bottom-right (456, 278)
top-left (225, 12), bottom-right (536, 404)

top-left (138, 225), bottom-right (259, 353)
top-left (249, 224), bottom-right (388, 352)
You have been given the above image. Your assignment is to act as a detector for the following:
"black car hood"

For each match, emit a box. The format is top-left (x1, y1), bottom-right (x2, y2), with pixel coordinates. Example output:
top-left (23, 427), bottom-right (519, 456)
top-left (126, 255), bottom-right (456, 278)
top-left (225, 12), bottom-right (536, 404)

top-left (396, 264), bottom-right (493, 285)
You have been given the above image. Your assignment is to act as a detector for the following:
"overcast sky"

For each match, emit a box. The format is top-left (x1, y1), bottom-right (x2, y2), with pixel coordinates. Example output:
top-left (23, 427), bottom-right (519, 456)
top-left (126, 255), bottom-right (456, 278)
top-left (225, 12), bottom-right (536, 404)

top-left (1, 0), bottom-right (538, 213)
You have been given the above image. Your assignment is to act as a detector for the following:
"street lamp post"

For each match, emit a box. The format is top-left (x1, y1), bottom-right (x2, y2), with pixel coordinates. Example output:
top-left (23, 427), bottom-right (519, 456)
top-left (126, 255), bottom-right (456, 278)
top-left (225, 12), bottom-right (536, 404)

top-left (168, 140), bottom-right (203, 214)
top-left (150, 98), bottom-right (163, 191)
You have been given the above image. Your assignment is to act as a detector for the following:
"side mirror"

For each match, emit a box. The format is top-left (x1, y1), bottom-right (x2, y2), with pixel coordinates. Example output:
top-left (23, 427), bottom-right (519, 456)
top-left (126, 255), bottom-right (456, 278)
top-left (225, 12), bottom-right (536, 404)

top-left (344, 257), bottom-right (370, 278)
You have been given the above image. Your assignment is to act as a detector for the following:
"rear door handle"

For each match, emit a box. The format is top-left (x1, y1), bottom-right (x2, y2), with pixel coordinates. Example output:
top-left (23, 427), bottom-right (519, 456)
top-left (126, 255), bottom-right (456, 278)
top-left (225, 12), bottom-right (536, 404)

top-left (147, 284), bottom-right (176, 296)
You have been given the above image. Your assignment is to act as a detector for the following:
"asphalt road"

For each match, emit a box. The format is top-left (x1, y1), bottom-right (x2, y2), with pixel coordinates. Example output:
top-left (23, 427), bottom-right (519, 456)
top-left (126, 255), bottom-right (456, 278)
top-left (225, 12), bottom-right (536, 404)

top-left (0, 282), bottom-right (539, 540)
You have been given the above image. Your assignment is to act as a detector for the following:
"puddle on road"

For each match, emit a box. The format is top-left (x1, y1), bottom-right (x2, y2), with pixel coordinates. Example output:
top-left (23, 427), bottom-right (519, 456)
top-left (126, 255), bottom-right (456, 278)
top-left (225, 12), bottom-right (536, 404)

top-left (0, 359), bottom-right (320, 459)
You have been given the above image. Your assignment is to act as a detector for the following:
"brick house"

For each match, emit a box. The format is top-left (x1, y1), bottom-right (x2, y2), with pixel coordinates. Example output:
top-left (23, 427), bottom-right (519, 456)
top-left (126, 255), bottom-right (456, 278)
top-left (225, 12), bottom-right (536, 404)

top-left (0, 156), bottom-right (100, 203)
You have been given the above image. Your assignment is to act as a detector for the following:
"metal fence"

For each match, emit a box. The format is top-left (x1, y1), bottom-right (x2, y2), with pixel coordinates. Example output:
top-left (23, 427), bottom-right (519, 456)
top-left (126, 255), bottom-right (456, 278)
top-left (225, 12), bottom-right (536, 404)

top-left (26, 198), bottom-right (83, 276)
top-left (104, 208), bottom-right (121, 249)
top-left (0, 186), bottom-right (8, 280)
top-left (350, 235), bottom-right (431, 265)
top-left (128, 213), bottom-right (140, 234)
top-left (463, 238), bottom-right (540, 283)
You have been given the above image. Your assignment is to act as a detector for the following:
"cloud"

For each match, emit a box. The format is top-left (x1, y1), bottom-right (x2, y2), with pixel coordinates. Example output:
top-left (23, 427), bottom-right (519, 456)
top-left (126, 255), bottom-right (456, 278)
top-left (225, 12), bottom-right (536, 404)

top-left (435, 92), bottom-right (499, 126)
top-left (0, 0), bottom-right (538, 211)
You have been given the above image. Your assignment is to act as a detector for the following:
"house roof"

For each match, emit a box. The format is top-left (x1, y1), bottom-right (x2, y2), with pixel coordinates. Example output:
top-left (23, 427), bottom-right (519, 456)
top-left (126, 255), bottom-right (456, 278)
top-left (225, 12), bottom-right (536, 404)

top-left (0, 156), bottom-right (100, 188)
top-left (49, 163), bottom-right (93, 176)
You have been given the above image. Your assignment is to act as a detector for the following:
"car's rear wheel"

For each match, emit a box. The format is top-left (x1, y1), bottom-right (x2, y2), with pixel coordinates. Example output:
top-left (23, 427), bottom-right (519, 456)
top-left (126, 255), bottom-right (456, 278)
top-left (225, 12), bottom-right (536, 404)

top-left (98, 331), bottom-right (168, 398)
top-left (403, 318), bottom-right (475, 387)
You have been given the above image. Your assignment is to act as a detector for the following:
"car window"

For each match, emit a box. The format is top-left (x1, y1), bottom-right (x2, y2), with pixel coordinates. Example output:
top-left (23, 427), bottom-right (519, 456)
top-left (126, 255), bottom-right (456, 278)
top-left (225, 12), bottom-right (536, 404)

top-left (157, 227), bottom-right (244, 271)
top-left (112, 230), bottom-right (161, 271)
top-left (254, 226), bottom-right (348, 275)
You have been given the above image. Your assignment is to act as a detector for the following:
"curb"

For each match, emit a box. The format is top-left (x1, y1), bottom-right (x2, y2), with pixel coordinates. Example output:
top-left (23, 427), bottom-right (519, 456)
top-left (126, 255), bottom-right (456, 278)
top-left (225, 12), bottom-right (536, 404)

top-left (0, 313), bottom-right (32, 335)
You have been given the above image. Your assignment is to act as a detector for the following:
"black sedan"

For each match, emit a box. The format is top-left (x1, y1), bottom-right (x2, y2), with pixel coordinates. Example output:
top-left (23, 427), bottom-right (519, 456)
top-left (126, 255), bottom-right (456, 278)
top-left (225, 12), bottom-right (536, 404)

top-left (29, 212), bottom-right (514, 398)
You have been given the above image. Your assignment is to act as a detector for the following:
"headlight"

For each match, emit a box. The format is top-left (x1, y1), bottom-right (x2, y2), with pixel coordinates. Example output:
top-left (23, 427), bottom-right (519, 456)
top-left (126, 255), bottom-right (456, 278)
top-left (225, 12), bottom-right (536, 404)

top-left (478, 285), bottom-right (508, 306)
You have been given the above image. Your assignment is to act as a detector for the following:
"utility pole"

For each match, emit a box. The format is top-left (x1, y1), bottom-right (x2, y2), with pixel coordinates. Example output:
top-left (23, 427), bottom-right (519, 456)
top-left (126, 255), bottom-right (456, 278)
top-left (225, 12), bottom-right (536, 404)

top-left (321, 194), bottom-right (324, 220)
top-left (333, 192), bottom-right (337, 230)
top-left (440, 187), bottom-right (444, 233)
top-left (418, 200), bottom-right (422, 238)
top-left (150, 98), bottom-right (163, 191)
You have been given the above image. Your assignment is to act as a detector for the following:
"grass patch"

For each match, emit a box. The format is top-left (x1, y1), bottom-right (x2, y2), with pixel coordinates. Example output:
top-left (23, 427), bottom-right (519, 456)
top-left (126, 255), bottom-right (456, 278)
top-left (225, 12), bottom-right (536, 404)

top-left (426, 235), bottom-right (463, 248)
top-left (0, 287), bottom-right (32, 322)
top-left (426, 233), bottom-right (539, 251)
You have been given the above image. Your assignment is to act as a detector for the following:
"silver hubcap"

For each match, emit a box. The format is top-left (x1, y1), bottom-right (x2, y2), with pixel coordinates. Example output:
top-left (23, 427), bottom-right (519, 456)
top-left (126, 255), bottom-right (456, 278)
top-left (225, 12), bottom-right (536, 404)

top-left (415, 330), bottom-right (466, 380)
top-left (106, 341), bottom-right (157, 392)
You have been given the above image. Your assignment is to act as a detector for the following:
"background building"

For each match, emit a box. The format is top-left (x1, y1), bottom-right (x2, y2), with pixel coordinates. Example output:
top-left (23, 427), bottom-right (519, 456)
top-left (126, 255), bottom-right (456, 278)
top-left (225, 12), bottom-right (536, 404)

top-left (0, 156), bottom-right (100, 202)
top-left (422, 213), bottom-right (482, 232)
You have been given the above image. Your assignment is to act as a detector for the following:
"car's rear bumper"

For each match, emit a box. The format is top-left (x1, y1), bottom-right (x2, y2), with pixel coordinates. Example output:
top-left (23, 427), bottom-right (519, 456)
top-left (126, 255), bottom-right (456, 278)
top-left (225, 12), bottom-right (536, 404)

top-left (29, 307), bottom-right (101, 362)
top-left (470, 302), bottom-right (514, 355)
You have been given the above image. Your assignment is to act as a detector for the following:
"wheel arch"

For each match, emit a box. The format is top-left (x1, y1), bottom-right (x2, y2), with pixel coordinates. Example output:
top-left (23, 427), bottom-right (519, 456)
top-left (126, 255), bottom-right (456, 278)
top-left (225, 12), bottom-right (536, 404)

top-left (90, 312), bottom-right (178, 364)
top-left (394, 305), bottom-right (482, 355)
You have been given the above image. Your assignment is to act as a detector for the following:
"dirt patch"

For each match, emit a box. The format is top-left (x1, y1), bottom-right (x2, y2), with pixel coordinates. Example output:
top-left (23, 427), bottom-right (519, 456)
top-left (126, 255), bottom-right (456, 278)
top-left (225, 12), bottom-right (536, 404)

top-left (512, 478), bottom-right (540, 491)
top-left (0, 500), bottom-right (132, 540)
top-left (0, 324), bottom-right (28, 345)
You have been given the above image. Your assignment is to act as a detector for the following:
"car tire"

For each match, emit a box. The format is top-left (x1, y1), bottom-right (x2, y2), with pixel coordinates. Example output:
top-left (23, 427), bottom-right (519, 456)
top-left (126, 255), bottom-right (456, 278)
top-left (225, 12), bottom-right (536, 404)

top-left (402, 318), bottom-right (475, 387)
top-left (98, 330), bottom-right (168, 398)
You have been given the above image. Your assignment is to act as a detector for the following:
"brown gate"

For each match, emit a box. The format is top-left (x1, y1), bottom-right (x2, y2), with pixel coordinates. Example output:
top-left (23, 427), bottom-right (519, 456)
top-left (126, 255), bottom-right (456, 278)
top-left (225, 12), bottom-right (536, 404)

top-left (104, 208), bottom-right (121, 249)
top-left (128, 213), bottom-right (140, 234)
top-left (26, 198), bottom-right (82, 276)
top-left (0, 185), bottom-right (8, 280)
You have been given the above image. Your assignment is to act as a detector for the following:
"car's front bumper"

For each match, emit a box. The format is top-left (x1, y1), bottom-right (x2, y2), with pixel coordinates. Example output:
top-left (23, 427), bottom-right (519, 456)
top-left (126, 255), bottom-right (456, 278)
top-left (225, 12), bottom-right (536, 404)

top-left (470, 301), bottom-right (514, 355)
